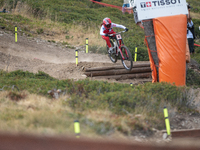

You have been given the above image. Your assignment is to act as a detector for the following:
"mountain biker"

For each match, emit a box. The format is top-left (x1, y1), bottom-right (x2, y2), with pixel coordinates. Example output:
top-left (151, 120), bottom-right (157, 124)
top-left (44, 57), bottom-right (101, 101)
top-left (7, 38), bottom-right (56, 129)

top-left (100, 17), bottom-right (128, 53)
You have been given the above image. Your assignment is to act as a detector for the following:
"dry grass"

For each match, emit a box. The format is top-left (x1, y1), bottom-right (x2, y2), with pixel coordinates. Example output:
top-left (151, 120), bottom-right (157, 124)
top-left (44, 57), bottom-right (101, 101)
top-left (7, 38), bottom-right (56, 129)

top-left (41, 24), bottom-right (105, 46)
top-left (0, 90), bottom-right (155, 139)
top-left (0, 91), bottom-right (73, 135)
top-left (190, 12), bottom-right (200, 19)
top-left (67, 25), bottom-right (104, 46)
top-left (0, 91), bottom-right (135, 139)
top-left (11, 2), bottom-right (105, 47)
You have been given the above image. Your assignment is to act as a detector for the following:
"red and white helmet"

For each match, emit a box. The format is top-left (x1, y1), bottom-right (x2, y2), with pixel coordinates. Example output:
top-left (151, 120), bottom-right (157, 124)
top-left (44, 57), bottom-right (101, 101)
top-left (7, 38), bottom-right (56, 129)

top-left (103, 17), bottom-right (112, 29)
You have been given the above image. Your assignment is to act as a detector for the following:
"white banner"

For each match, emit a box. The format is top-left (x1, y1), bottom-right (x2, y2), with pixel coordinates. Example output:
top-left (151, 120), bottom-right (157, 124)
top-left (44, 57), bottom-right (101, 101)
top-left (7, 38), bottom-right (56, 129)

top-left (137, 0), bottom-right (188, 20)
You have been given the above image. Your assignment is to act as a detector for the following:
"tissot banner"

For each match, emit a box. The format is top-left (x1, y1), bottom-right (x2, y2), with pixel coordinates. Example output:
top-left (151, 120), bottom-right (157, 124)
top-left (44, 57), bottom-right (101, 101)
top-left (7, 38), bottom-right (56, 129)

top-left (137, 0), bottom-right (188, 20)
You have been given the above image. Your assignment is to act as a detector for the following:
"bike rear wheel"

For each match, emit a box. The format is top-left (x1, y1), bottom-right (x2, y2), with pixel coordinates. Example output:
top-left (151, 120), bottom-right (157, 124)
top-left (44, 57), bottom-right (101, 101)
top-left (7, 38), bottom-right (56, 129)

top-left (120, 46), bottom-right (133, 71)
top-left (107, 39), bottom-right (117, 63)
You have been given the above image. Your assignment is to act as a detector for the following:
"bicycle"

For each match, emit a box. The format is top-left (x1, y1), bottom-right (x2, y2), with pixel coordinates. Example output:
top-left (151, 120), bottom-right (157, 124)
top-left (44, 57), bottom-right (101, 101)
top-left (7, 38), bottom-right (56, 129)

top-left (106, 30), bottom-right (133, 71)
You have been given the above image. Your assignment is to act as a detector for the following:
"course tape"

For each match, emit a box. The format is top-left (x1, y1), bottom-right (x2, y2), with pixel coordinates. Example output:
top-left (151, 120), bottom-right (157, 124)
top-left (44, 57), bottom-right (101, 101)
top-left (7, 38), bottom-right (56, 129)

top-left (90, 0), bottom-right (122, 11)
top-left (194, 43), bottom-right (200, 47)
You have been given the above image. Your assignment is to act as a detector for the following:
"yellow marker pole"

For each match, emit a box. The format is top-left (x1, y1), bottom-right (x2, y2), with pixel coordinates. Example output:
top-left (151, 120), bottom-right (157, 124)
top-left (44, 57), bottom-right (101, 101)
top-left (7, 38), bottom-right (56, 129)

top-left (163, 107), bottom-right (171, 136)
top-left (75, 50), bottom-right (78, 66)
top-left (74, 120), bottom-right (80, 138)
top-left (15, 26), bottom-right (17, 42)
top-left (134, 47), bottom-right (137, 62)
top-left (86, 38), bottom-right (88, 53)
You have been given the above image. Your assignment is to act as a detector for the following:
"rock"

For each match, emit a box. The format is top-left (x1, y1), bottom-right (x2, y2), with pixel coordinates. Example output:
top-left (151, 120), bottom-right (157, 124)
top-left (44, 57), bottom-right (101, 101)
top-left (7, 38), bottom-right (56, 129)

top-left (162, 133), bottom-right (168, 139)
top-left (81, 74), bottom-right (87, 78)
top-left (48, 89), bottom-right (62, 99)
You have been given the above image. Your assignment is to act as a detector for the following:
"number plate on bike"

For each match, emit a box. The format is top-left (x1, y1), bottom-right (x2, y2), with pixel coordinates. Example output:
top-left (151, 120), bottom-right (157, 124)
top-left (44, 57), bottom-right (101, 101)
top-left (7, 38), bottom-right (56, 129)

top-left (116, 34), bottom-right (122, 40)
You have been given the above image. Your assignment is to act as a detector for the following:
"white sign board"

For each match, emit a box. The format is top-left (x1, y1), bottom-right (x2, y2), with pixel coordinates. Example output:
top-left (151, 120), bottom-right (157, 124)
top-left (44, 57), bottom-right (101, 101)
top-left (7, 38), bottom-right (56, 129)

top-left (137, 0), bottom-right (188, 21)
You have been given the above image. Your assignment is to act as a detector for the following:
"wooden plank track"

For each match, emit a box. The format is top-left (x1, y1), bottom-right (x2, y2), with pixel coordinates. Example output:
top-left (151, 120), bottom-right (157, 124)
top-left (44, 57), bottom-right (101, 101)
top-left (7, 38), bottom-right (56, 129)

top-left (171, 129), bottom-right (200, 138)
top-left (84, 63), bottom-right (150, 72)
top-left (83, 63), bottom-right (152, 80)
top-left (93, 72), bottom-right (151, 80)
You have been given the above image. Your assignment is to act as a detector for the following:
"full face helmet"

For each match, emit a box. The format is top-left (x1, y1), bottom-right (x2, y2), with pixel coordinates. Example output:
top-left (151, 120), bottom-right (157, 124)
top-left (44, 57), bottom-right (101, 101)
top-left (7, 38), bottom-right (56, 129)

top-left (103, 17), bottom-right (112, 29)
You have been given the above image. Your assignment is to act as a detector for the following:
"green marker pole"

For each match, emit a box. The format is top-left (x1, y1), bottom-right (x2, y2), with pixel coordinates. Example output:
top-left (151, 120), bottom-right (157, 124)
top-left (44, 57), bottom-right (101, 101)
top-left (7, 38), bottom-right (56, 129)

top-left (74, 120), bottom-right (80, 138)
top-left (75, 50), bottom-right (78, 66)
top-left (86, 38), bottom-right (88, 53)
top-left (134, 47), bottom-right (137, 62)
top-left (163, 107), bottom-right (171, 136)
top-left (15, 26), bottom-right (17, 42)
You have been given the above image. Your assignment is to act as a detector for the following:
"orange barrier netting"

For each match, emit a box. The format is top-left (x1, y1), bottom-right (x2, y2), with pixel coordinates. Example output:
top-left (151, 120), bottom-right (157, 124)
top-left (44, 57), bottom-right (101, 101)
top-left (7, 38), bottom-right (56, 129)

top-left (153, 14), bottom-right (187, 86)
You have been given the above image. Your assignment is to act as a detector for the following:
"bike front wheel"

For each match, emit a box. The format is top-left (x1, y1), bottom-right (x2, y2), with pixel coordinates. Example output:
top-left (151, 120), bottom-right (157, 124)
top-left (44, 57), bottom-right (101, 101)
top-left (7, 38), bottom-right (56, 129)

top-left (120, 46), bottom-right (133, 71)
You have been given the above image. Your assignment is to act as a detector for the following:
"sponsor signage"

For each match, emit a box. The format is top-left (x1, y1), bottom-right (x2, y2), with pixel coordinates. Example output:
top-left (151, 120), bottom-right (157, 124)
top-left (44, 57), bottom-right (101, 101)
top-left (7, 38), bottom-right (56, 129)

top-left (137, 0), bottom-right (188, 20)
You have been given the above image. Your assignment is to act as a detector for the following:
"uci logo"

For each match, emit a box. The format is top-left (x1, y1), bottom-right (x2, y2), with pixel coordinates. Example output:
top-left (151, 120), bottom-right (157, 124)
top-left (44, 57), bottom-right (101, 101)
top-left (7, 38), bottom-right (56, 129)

top-left (140, 0), bottom-right (181, 8)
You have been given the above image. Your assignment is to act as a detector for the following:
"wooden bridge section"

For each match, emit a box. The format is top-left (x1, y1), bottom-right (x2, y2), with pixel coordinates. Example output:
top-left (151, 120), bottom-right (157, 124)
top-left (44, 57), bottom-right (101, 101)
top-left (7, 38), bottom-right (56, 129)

top-left (83, 63), bottom-right (152, 80)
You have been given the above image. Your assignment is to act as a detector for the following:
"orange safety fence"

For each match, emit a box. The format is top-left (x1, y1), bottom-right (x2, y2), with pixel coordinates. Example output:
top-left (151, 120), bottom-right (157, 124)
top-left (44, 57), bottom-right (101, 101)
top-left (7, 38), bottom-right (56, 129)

top-left (153, 14), bottom-right (187, 86)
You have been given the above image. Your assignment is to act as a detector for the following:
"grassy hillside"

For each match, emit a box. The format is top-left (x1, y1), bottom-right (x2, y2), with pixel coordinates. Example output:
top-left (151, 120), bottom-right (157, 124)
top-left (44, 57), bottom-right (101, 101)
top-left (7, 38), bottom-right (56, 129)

top-left (0, 70), bottom-right (198, 137)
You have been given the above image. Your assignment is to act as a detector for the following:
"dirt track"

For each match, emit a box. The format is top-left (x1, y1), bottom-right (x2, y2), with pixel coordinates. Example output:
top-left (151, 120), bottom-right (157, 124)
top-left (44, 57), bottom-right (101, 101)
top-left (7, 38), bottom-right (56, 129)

top-left (0, 29), bottom-right (151, 84)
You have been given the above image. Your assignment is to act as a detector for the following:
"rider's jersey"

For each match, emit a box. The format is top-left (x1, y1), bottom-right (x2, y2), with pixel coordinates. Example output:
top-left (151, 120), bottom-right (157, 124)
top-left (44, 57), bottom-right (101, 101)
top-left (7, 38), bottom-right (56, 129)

top-left (100, 23), bottom-right (126, 36)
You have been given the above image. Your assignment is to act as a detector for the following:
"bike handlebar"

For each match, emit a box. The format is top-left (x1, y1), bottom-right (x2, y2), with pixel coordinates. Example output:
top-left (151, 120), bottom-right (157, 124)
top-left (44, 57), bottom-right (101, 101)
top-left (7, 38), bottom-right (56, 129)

top-left (106, 30), bottom-right (126, 37)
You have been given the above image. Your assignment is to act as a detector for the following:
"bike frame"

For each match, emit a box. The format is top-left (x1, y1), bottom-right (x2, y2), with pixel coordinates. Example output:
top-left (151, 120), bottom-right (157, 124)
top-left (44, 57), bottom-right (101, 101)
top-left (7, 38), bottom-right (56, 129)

top-left (108, 30), bottom-right (128, 60)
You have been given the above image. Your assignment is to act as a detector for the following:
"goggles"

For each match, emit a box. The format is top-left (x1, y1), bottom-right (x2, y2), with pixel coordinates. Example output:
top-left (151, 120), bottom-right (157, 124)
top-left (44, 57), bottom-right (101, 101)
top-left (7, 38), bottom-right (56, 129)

top-left (105, 24), bottom-right (111, 28)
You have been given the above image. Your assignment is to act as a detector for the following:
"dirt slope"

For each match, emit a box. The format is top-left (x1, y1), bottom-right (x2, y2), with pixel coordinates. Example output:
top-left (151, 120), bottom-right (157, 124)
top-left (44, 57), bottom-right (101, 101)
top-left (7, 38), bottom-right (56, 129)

top-left (0, 29), bottom-right (151, 84)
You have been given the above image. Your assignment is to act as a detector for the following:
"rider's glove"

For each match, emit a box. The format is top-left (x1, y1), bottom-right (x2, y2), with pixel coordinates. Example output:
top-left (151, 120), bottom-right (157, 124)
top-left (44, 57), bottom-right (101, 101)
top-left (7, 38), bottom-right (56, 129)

top-left (125, 28), bottom-right (129, 32)
top-left (105, 34), bottom-right (109, 36)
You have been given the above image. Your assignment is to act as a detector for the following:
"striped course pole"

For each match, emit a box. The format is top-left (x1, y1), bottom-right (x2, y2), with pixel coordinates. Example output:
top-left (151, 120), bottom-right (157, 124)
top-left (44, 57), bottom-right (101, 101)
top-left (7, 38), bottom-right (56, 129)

top-left (74, 120), bottom-right (80, 138)
top-left (163, 107), bottom-right (171, 136)
top-left (86, 38), bottom-right (88, 53)
top-left (75, 50), bottom-right (78, 66)
top-left (134, 46), bottom-right (137, 62)
top-left (15, 26), bottom-right (17, 42)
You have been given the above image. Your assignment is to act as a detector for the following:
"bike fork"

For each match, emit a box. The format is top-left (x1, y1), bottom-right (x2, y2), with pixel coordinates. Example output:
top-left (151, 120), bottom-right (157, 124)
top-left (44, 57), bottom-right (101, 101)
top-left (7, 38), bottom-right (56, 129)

top-left (119, 46), bottom-right (128, 60)
top-left (119, 49), bottom-right (125, 60)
